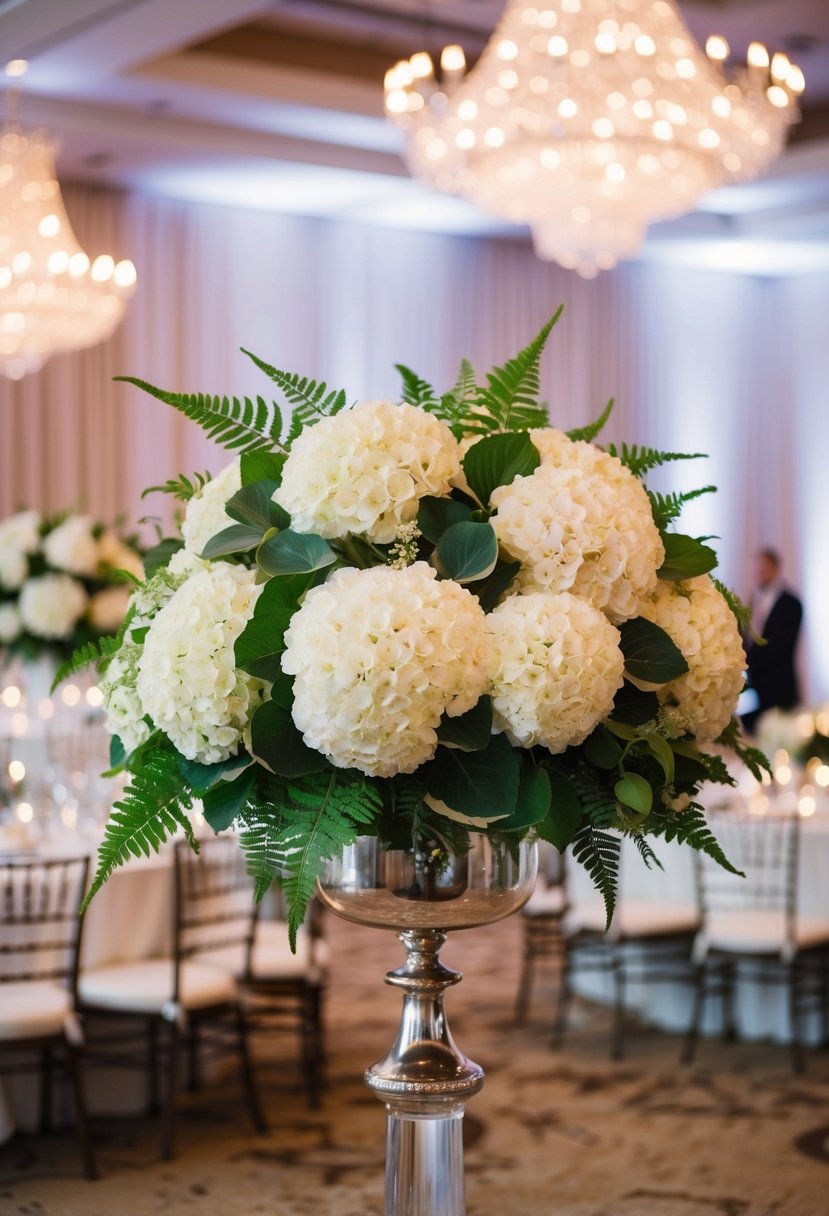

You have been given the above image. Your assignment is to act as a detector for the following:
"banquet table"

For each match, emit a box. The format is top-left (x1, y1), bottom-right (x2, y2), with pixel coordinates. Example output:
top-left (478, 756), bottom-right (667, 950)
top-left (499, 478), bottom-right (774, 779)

top-left (566, 809), bottom-right (829, 1043)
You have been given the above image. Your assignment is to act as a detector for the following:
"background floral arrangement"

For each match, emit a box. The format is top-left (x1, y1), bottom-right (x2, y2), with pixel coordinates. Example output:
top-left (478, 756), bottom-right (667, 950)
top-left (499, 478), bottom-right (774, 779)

top-left (0, 509), bottom-right (143, 663)
top-left (65, 309), bottom-right (766, 941)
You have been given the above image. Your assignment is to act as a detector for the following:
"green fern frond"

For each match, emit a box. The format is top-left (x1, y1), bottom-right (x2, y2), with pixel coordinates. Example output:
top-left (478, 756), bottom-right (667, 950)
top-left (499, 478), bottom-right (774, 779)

top-left (238, 804), bottom-right (289, 900)
top-left (82, 750), bottom-right (196, 910)
top-left (413, 358), bottom-right (480, 435)
top-left (448, 357), bottom-right (477, 406)
top-left (470, 307), bottom-right (562, 434)
top-left (604, 443), bottom-right (706, 478)
top-left (396, 364), bottom-right (438, 409)
top-left (651, 802), bottom-right (740, 875)
top-left (240, 350), bottom-right (347, 443)
top-left (568, 764), bottom-right (621, 830)
top-left (571, 823), bottom-right (620, 927)
top-left (51, 635), bottom-right (122, 692)
top-left (142, 471), bottom-right (212, 502)
top-left (630, 833), bottom-right (663, 870)
top-left (716, 717), bottom-right (772, 781)
top-left (116, 377), bottom-right (284, 454)
top-left (648, 485), bottom-right (716, 530)
top-left (713, 579), bottom-right (754, 638)
top-left (567, 398), bottom-right (614, 443)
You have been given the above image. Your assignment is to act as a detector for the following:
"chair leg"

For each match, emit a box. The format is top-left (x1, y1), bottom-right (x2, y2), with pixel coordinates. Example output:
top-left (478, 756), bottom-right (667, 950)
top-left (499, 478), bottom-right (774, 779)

top-left (611, 953), bottom-right (626, 1062)
top-left (147, 1019), bottom-right (160, 1115)
top-left (551, 941), bottom-right (572, 1049)
top-left (39, 1045), bottom-right (53, 1133)
top-left (160, 1020), bottom-right (180, 1161)
top-left (681, 964), bottom-right (706, 1065)
top-left (515, 928), bottom-right (534, 1024)
top-left (722, 961), bottom-right (737, 1041)
top-left (186, 1023), bottom-right (201, 1093)
top-left (235, 1005), bottom-right (267, 1134)
top-left (789, 963), bottom-right (805, 1076)
top-left (64, 1041), bottom-right (98, 1180)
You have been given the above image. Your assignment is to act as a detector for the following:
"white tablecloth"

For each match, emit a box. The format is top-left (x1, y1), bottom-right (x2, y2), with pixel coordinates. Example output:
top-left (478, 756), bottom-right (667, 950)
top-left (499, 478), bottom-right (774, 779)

top-left (567, 813), bottom-right (829, 1042)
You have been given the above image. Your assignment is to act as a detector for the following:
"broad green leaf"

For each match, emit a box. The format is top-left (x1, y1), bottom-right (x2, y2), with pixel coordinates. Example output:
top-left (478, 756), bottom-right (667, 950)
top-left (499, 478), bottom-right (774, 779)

top-left (538, 768), bottom-right (582, 852)
top-left (462, 431), bottom-right (541, 508)
top-left (436, 696), bottom-right (493, 751)
top-left (658, 533), bottom-right (718, 581)
top-left (435, 521), bottom-right (498, 584)
top-left (142, 537), bottom-right (183, 577)
top-left (609, 680), bottom-right (660, 726)
top-left (225, 482), bottom-right (286, 532)
top-left (422, 734), bottom-right (519, 820)
top-left (615, 773), bottom-right (653, 816)
top-left (235, 571), bottom-right (326, 681)
top-left (645, 733), bottom-right (675, 784)
top-left (470, 557), bottom-right (520, 611)
top-left (249, 699), bottom-right (329, 778)
top-left (202, 765), bottom-right (257, 832)
top-left (241, 450), bottom-right (286, 488)
top-left (201, 523), bottom-right (265, 559)
top-left (109, 734), bottom-right (126, 772)
top-left (417, 496), bottom-right (472, 544)
top-left (178, 753), bottom-right (252, 795)
top-left (584, 725), bottom-right (622, 770)
top-left (257, 529), bottom-right (336, 577)
top-left (619, 618), bottom-right (688, 685)
top-left (500, 764), bottom-right (551, 831)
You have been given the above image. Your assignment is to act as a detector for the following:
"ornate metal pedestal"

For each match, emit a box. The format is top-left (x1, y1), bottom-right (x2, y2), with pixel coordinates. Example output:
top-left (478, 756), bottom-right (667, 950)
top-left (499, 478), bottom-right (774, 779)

top-left (318, 835), bottom-right (537, 1216)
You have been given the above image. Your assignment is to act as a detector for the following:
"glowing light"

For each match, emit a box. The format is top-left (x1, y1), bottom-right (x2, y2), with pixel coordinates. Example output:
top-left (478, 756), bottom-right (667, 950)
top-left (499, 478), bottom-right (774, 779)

top-left (2, 685), bottom-right (21, 708)
top-left (705, 35), bottom-right (729, 62)
top-left (16, 801), bottom-right (33, 823)
top-left (8, 760), bottom-right (25, 782)
top-left (86, 686), bottom-right (104, 707)
top-left (814, 764), bottom-right (829, 788)
top-left (61, 684), bottom-right (81, 707)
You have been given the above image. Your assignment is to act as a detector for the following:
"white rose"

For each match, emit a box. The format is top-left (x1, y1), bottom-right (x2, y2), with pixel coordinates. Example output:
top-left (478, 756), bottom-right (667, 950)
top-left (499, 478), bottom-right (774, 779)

top-left (18, 574), bottom-right (88, 640)
top-left (43, 515), bottom-right (100, 577)
top-left (181, 460), bottom-right (241, 556)
top-left (0, 603), bottom-right (22, 643)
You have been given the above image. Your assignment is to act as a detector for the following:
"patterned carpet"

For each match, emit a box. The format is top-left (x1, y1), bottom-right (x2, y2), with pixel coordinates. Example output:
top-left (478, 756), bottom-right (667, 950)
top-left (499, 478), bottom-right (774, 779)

top-left (1, 912), bottom-right (828, 1215)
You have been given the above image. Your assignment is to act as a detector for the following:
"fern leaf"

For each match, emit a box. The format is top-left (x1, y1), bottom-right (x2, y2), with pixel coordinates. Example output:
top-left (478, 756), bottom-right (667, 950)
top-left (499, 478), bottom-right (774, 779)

top-left (238, 806), bottom-right (289, 900)
top-left (83, 751), bottom-right (196, 910)
top-left (571, 823), bottom-right (620, 927)
top-left (567, 398), bottom-right (614, 443)
top-left (115, 376), bottom-right (283, 454)
top-left (51, 635), bottom-right (121, 692)
top-left (604, 443), bottom-right (706, 478)
top-left (240, 349), bottom-right (347, 442)
top-left (648, 485), bottom-right (716, 531)
top-left (396, 364), bottom-right (438, 408)
top-left (630, 833), bottom-right (663, 870)
top-left (142, 471), bottom-right (212, 502)
top-left (716, 717), bottom-right (771, 781)
top-left (713, 579), bottom-right (754, 638)
top-left (417, 358), bottom-right (480, 435)
top-left (651, 802), bottom-right (740, 875)
top-left (472, 307), bottom-right (562, 433)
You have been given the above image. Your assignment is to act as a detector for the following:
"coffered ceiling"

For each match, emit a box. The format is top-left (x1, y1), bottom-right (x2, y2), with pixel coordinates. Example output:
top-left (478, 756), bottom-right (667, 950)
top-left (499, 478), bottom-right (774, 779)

top-left (2, 0), bottom-right (829, 274)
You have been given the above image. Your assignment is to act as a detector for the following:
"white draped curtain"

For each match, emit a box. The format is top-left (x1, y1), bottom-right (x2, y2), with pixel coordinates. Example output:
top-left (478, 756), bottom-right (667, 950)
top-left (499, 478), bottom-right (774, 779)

top-left (1, 183), bottom-right (826, 697)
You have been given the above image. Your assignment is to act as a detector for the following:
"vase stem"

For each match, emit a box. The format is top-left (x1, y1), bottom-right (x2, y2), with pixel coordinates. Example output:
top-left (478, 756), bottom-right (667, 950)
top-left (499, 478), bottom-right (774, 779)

top-left (365, 930), bottom-right (484, 1216)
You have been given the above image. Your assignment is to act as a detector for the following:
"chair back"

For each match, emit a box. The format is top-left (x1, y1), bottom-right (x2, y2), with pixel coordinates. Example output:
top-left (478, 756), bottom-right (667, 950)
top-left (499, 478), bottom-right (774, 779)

top-left (695, 809), bottom-right (799, 947)
top-left (173, 838), bottom-right (255, 997)
top-left (0, 855), bottom-right (89, 995)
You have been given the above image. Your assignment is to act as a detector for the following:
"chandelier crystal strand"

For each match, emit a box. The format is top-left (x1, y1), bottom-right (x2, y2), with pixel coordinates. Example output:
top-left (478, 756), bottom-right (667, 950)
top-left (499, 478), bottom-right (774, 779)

top-left (0, 64), bottom-right (137, 380)
top-left (384, 0), bottom-right (804, 277)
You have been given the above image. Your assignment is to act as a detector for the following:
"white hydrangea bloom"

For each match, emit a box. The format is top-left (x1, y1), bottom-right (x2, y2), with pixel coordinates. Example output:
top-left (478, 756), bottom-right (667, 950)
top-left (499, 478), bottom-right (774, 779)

top-left (181, 460), bottom-right (241, 556)
top-left (18, 574), bottom-right (88, 639)
top-left (137, 561), bottom-right (264, 764)
top-left (0, 548), bottom-right (28, 591)
top-left (486, 591), bottom-right (624, 753)
top-left (274, 401), bottom-right (459, 543)
top-left (282, 562), bottom-right (488, 777)
top-left (637, 575), bottom-right (746, 743)
top-left (0, 510), bottom-right (41, 555)
top-left (490, 436), bottom-right (664, 622)
top-left (43, 515), bottom-right (100, 577)
top-left (97, 530), bottom-right (144, 579)
top-left (88, 585), bottom-right (132, 633)
top-left (100, 642), bottom-right (151, 755)
top-left (0, 603), bottom-right (22, 643)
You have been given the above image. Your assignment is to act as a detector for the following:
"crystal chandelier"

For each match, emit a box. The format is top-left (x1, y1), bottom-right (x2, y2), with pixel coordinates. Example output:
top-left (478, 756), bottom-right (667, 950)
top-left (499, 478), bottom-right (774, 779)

top-left (384, 0), bottom-right (805, 276)
top-left (0, 61), bottom-right (137, 379)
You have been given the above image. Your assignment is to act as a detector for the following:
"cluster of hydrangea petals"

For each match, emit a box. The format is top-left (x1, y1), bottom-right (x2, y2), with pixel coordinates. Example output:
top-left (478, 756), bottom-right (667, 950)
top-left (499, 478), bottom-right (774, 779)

top-left (181, 459), bottom-right (241, 556)
top-left (42, 515), bottom-right (100, 577)
top-left (18, 574), bottom-right (88, 639)
top-left (636, 575), bottom-right (746, 742)
top-left (281, 562), bottom-right (487, 777)
top-left (0, 510), bottom-right (41, 590)
top-left (273, 401), bottom-right (459, 543)
top-left (136, 561), bottom-right (264, 764)
top-left (490, 431), bottom-right (664, 623)
top-left (485, 591), bottom-right (625, 752)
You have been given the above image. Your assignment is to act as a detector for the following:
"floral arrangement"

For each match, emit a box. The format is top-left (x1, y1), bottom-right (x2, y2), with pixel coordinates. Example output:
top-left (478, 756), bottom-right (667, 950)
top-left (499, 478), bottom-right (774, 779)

top-left (65, 310), bottom-right (766, 942)
top-left (0, 509), bottom-right (143, 663)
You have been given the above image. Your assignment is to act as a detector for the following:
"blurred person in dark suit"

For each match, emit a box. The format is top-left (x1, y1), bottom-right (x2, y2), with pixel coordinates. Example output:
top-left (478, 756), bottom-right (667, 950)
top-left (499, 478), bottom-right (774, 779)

top-left (741, 547), bottom-right (803, 735)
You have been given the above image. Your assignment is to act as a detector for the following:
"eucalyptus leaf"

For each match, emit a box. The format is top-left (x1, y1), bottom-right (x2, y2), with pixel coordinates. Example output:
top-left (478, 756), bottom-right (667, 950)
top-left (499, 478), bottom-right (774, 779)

top-left (257, 529), bottom-right (336, 577)
top-left (436, 696), bottom-right (493, 751)
top-left (422, 735), bottom-right (519, 820)
top-left (417, 496), bottom-right (472, 544)
top-left (461, 432), bottom-right (541, 508)
top-left (619, 618), bottom-right (688, 684)
top-left (201, 523), bottom-right (265, 559)
top-left (225, 482), bottom-right (285, 532)
top-left (615, 773), bottom-right (653, 816)
top-left (249, 699), bottom-right (329, 778)
top-left (241, 450), bottom-right (287, 488)
top-left (436, 521), bottom-right (498, 584)
top-left (658, 533), bottom-right (718, 581)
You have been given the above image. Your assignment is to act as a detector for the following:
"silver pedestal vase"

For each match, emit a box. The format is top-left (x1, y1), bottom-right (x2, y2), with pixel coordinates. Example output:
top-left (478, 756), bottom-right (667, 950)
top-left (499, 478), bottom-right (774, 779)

top-left (318, 833), bottom-right (538, 1216)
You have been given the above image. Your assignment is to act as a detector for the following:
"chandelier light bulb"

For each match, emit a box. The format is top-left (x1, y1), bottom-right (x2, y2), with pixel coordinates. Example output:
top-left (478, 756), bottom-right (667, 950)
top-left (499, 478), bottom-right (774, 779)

top-left (0, 124), bottom-right (137, 378)
top-left (383, 0), bottom-right (804, 275)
